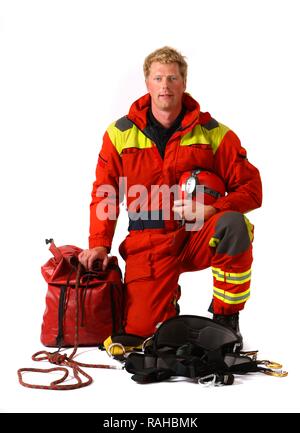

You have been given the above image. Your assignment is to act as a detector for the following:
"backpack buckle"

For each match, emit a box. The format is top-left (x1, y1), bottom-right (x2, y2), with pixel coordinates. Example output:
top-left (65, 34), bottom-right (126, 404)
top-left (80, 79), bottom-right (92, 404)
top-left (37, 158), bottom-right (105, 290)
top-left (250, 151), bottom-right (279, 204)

top-left (107, 342), bottom-right (126, 357)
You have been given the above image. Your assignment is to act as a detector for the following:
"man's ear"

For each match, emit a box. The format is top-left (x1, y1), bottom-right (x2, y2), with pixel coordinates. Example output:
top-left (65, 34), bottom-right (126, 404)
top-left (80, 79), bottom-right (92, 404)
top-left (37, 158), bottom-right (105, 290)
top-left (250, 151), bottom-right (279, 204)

top-left (145, 78), bottom-right (149, 91)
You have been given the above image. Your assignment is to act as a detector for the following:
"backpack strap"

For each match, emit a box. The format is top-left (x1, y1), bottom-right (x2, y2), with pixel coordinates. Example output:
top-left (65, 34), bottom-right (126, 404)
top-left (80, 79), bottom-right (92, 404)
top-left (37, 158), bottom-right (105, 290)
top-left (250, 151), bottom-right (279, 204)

top-left (17, 263), bottom-right (122, 390)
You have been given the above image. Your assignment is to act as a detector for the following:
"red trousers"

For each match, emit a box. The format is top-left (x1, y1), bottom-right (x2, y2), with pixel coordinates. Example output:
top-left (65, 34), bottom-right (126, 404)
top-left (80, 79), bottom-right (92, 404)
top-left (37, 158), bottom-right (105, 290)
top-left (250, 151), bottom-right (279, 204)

top-left (119, 211), bottom-right (254, 337)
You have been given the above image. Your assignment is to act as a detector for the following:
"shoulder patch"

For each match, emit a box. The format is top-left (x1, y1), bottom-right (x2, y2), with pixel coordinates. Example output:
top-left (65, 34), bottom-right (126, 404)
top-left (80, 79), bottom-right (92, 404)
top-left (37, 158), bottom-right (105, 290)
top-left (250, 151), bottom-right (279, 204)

top-left (115, 116), bottom-right (133, 132)
top-left (203, 118), bottom-right (219, 131)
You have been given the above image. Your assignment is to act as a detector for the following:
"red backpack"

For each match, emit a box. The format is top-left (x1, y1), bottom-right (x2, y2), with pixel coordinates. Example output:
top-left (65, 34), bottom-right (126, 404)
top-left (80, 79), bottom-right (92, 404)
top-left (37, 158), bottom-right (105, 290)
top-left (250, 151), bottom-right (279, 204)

top-left (40, 239), bottom-right (124, 348)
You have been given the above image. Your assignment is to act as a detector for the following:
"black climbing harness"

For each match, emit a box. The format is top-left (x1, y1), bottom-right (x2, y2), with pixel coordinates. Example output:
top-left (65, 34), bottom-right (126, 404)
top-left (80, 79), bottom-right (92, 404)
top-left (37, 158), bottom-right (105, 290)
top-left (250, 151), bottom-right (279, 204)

top-left (106, 315), bottom-right (287, 386)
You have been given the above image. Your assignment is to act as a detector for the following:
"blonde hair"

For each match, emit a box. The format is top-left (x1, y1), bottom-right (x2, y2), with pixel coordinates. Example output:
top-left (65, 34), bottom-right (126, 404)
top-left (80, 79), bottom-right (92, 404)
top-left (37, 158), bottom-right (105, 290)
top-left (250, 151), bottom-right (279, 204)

top-left (143, 46), bottom-right (188, 83)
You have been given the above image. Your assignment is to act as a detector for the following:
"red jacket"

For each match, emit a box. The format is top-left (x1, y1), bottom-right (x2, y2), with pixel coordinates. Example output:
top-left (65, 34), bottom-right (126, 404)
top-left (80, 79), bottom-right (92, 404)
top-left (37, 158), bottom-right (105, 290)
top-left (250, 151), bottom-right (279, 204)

top-left (89, 93), bottom-right (262, 249)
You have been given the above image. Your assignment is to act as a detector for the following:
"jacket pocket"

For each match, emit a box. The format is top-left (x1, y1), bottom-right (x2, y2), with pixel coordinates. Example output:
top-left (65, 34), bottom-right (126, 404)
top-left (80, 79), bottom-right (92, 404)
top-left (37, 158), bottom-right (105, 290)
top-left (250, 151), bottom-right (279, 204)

top-left (189, 143), bottom-right (212, 150)
top-left (119, 233), bottom-right (151, 260)
top-left (176, 144), bottom-right (214, 173)
top-left (121, 147), bottom-right (140, 155)
top-left (125, 253), bottom-right (152, 284)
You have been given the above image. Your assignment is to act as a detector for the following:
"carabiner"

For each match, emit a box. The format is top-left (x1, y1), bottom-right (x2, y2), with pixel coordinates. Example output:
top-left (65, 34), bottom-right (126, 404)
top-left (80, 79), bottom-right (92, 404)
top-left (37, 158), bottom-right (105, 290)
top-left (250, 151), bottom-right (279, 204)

top-left (259, 360), bottom-right (283, 369)
top-left (142, 336), bottom-right (154, 352)
top-left (263, 369), bottom-right (288, 378)
top-left (258, 360), bottom-right (288, 377)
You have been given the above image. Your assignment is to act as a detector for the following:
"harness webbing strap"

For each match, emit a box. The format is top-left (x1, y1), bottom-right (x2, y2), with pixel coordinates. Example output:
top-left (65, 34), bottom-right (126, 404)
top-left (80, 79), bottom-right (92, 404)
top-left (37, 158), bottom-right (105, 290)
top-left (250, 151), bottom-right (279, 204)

top-left (124, 315), bottom-right (279, 385)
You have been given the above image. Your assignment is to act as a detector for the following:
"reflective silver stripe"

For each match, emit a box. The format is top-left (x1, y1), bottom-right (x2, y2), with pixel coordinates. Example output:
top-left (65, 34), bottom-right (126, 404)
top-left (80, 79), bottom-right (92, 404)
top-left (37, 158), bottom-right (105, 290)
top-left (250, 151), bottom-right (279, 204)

top-left (212, 268), bottom-right (251, 283)
top-left (213, 288), bottom-right (250, 305)
top-left (226, 272), bottom-right (251, 282)
top-left (212, 269), bottom-right (222, 278)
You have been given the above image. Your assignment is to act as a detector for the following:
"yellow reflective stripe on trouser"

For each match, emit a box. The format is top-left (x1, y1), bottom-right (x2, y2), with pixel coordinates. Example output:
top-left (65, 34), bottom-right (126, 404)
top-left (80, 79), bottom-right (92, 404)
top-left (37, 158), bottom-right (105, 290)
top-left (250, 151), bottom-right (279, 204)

top-left (212, 267), bottom-right (251, 284)
top-left (209, 237), bottom-right (220, 248)
top-left (243, 215), bottom-right (254, 242)
top-left (213, 287), bottom-right (250, 305)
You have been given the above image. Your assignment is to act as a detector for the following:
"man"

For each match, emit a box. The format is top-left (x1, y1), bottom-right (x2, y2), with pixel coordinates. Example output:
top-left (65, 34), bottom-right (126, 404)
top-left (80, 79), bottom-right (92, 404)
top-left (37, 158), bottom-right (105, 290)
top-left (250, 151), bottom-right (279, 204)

top-left (78, 47), bottom-right (262, 347)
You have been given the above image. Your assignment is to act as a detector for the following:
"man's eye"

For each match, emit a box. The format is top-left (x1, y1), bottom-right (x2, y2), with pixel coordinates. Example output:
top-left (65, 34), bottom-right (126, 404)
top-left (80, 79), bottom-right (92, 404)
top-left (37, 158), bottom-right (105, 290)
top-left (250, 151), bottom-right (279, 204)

top-left (154, 77), bottom-right (161, 81)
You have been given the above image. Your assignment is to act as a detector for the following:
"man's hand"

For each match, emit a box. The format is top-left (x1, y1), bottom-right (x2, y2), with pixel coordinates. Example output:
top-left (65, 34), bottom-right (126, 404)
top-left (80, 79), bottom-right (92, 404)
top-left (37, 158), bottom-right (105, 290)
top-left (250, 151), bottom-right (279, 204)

top-left (173, 199), bottom-right (217, 222)
top-left (78, 246), bottom-right (109, 271)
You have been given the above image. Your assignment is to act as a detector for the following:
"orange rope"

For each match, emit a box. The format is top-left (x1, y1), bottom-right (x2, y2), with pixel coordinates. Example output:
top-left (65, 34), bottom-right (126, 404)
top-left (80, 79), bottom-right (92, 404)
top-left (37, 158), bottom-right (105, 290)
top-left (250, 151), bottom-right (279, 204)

top-left (17, 264), bottom-right (122, 390)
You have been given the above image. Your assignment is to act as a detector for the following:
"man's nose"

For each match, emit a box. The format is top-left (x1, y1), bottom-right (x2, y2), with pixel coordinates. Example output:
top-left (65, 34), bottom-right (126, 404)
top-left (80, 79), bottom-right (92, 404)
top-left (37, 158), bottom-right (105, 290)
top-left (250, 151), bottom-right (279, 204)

top-left (161, 77), bottom-right (170, 88)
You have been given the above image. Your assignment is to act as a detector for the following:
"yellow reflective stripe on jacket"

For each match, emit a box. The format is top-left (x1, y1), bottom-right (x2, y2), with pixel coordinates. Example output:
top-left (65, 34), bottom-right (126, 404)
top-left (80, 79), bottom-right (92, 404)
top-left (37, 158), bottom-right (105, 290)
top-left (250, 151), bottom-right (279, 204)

top-left (180, 122), bottom-right (230, 154)
top-left (213, 287), bottom-right (250, 305)
top-left (212, 267), bottom-right (252, 284)
top-left (107, 122), bottom-right (153, 155)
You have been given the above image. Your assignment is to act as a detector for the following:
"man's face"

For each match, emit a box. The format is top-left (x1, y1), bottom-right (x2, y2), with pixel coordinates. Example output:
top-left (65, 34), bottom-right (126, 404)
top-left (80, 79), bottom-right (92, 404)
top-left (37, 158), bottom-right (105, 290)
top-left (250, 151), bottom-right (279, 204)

top-left (146, 62), bottom-right (186, 113)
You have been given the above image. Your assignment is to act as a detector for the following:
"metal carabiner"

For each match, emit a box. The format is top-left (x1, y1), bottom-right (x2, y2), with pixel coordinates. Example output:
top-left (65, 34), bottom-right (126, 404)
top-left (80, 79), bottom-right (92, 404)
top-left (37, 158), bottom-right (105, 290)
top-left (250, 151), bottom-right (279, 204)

top-left (263, 369), bottom-right (288, 378)
top-left (259, 360), bottom-right (283, 369)
top-left (258, 360), bottom-right (288, 377)
top-left (142, 336), bottom-right (154, 352)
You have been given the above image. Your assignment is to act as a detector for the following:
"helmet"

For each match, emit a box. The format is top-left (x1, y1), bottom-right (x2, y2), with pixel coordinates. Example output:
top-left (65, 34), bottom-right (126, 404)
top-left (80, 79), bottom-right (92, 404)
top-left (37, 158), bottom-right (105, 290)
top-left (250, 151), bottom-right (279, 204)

top-left (179, 169), bottom-right (226, 205)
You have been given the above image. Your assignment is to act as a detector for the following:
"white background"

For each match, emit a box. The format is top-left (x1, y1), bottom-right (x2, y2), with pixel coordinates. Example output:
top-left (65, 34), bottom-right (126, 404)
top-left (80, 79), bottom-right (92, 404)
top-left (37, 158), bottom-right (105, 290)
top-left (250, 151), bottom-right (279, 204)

top-left (0, 0), bottom-right (299, 413)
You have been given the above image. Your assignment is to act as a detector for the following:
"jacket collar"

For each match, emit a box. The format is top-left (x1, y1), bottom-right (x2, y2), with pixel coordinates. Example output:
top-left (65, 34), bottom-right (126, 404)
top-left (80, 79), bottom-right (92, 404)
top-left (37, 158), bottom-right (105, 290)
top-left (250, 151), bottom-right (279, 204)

top-left (127, 93), bottom-right (211, 131)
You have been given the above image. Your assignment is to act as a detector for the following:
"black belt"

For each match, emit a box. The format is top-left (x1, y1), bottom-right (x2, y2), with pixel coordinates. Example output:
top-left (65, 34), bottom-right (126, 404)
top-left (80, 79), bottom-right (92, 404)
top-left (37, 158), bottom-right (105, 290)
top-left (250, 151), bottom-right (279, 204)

top-left (128, 219), bottom-right (165, 231)
top-left (128, 210), bottom-right (165, 231)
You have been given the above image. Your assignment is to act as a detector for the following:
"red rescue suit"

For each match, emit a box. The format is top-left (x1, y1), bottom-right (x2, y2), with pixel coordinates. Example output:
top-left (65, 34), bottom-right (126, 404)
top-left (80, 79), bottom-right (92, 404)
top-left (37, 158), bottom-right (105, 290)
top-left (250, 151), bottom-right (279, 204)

top-left (89, 93), bottom-right (262, 337)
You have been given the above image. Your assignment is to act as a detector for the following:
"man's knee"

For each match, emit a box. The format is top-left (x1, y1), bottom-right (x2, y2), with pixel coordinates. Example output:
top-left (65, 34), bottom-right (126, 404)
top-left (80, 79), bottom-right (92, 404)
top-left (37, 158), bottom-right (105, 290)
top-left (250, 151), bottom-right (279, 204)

top-left (211, 211), bottom-right (253, 255)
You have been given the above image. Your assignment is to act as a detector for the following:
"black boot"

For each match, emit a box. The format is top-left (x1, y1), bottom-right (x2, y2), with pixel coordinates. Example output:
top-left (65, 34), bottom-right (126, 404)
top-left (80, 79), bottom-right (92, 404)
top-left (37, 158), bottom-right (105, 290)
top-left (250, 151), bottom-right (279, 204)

top-left (213, 312), bottom-right (243, 350)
